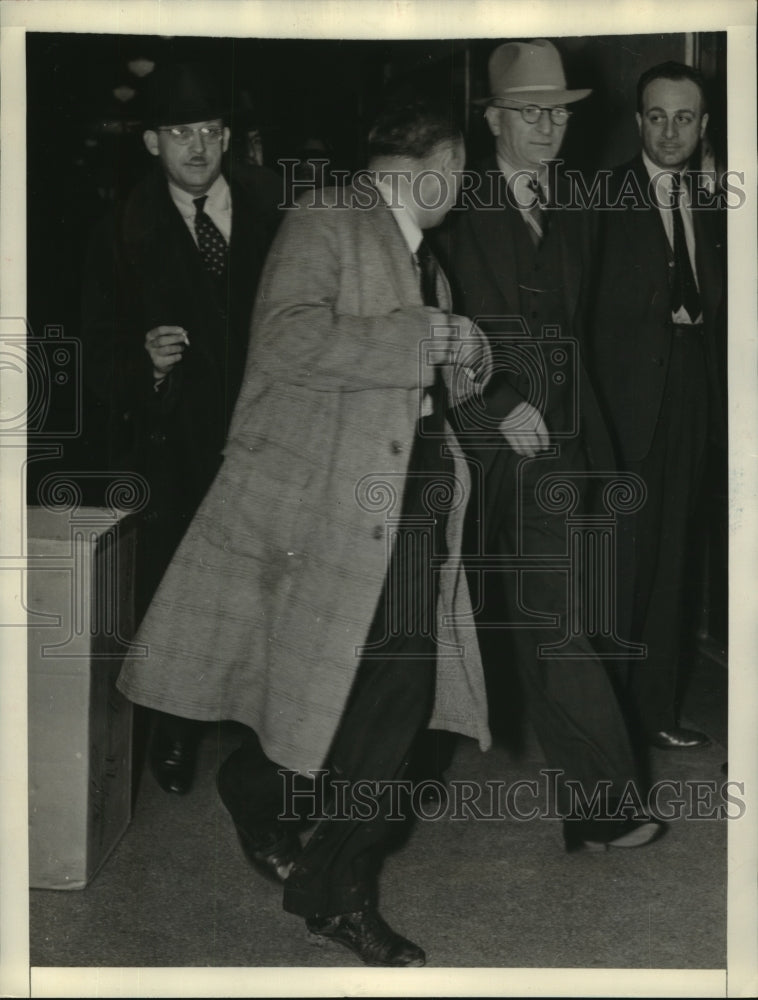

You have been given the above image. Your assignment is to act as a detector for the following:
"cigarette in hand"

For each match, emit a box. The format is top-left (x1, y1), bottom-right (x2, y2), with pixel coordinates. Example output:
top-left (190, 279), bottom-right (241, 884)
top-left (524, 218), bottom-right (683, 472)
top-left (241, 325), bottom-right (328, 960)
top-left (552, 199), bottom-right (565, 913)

top-left (182, 331), bottom-right (190, 346)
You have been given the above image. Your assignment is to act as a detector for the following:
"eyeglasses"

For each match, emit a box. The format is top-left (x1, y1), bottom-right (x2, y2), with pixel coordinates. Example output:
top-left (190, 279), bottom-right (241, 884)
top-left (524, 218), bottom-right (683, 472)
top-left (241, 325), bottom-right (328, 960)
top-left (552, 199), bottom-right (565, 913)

top-left (157, 125), bottom-right (225, 145)
top-left (492, 102), bottom-right (572, 126)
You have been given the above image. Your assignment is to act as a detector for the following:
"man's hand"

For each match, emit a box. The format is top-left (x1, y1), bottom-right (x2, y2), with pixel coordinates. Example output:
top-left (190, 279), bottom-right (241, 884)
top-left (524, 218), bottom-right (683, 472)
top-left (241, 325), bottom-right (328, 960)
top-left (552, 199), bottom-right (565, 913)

top-left (499, 401), bottom-right (550, 457)
top-left (145, 326), bottom-right (190, 380)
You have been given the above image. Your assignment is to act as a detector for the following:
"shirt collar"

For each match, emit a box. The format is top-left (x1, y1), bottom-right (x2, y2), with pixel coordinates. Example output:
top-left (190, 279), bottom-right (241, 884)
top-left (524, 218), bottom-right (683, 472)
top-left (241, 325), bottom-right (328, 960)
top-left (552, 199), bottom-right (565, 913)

top-left (168, 172), bottom-right (230, 216)
top-left (496, 154), bottom-right (550, 206)
top-left (641, 150), bottom-right (692, 183)
top-left (641, 151), bottom-right (691, 207)
top-left (373, 174), bottom-right (423, 253)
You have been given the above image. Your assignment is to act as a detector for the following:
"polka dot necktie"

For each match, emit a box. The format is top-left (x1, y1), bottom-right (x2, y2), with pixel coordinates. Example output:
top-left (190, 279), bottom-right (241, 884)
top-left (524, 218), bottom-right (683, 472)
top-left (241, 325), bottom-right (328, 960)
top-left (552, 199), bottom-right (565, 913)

top-left (193, 196), bottom-right (228, 277)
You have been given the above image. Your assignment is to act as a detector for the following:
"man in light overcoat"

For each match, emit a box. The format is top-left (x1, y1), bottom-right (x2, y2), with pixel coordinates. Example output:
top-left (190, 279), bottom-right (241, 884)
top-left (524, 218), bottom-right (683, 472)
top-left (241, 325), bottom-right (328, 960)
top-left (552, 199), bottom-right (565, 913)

top-left (119, 99), bottom-right (494, 966)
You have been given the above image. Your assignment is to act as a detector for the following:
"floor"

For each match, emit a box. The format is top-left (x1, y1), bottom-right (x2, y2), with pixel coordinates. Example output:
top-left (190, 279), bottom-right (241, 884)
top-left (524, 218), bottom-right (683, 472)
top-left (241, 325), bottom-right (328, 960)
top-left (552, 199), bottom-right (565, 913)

top-left (29, 653), bottom-right (729, 978)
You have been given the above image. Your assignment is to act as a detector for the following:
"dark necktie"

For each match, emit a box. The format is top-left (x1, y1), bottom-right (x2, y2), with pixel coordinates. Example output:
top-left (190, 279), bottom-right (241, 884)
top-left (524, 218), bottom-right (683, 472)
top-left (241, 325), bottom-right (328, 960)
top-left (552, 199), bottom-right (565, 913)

top-left (525, 177), bottom-right (548, 246)
top-left (415, 237), bottom-right (446, 424)
top-left (670, 175), bottom-right (701, 322)
top-left (416, 237), bottom-right (440, 308)
top-left (193, 195), bottom-right (228, 277)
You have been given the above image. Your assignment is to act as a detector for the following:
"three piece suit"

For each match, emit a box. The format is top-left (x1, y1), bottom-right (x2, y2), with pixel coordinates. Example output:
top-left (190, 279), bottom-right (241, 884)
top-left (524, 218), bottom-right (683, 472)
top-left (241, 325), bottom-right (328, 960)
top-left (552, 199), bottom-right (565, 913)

top-left (589, 155), bottom-right (726, 735)
top-left (436, 159), bottom-right (639, 807)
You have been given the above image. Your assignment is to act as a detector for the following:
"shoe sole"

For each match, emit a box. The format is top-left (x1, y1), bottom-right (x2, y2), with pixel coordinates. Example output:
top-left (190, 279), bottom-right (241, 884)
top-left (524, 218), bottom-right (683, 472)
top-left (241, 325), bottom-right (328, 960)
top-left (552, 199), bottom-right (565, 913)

top-left (578, 822), bottom-right (666, 852)
top-left (652, 742), bottom-right (711, 750)
top-left (306, 930), bottom-right (426, 967)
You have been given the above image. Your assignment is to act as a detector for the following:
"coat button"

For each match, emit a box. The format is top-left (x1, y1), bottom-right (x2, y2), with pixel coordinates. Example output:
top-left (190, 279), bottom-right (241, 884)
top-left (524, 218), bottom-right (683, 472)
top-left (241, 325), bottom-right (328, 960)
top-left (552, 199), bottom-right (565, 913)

top-left (372, 525), bottom-right (384, 540)
top-left (390, 440), bottom-right (403, 454)
top-left (149, 430), bottom-right (167, 445)
top-left (652, 356), bottom-right (663, 367)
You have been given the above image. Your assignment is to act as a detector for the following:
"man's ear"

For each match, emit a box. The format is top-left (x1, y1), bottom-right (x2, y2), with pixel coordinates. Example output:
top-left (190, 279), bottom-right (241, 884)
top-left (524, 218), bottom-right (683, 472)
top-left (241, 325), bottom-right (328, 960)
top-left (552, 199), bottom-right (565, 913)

top-left (484, 106), bottom-right (501, 137)
top-left (635, 112), bottom-right (642, 138)
top-left (222, 126), bottom-right (231, 154)
top-left (143, 130), bottom-right (160, 157)
top-left (700, 112), bottom-right (709, 139)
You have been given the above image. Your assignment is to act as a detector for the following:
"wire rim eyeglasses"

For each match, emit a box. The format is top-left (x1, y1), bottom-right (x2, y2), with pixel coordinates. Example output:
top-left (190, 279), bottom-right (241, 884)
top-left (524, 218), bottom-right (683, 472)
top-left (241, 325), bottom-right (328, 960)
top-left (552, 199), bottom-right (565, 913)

top-left (491, 102), bottom-right (573, 126)
top-left (157, 125), bottom-right (226, 145)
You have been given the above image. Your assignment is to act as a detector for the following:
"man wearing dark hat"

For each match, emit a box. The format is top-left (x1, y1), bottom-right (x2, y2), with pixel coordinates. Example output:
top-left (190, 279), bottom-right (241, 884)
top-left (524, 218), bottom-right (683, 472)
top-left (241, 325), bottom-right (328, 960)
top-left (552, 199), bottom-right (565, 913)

top-left (437, 39), bottom-right (661, 850)
top-left (81, 61), bottom-right (281, 795)
top-left (589, 61), bottom-right (724, 751)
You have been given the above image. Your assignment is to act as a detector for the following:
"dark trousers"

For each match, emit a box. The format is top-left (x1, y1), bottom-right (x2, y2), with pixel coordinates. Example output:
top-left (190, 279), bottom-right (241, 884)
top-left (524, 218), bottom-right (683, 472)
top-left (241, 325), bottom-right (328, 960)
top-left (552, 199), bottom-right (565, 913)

top-left (219, 426), bottom-right (451, 917)
top-left (622, 330), bottom-right (709, 735)
top-left (466, 438), bottom-right (638, 809)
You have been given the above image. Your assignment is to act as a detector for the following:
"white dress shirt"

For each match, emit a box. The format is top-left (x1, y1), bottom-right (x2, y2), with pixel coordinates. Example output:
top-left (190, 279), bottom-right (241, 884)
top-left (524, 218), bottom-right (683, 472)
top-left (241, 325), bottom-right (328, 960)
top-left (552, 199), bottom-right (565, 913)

top-left (168, 173), bottom-right (232, 245)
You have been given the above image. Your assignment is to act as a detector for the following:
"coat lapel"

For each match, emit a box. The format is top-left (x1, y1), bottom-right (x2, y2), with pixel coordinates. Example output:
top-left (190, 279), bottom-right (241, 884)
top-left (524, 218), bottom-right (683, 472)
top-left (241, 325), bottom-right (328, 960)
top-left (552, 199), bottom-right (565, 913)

top-left (468, 162), bottom-right (523, 312)
top-left (365, 191), bottom-right (442, 308)
top-left (692, 206), bottom-right (723, 326)
top-left (615, 157), bottom-right (672, 288)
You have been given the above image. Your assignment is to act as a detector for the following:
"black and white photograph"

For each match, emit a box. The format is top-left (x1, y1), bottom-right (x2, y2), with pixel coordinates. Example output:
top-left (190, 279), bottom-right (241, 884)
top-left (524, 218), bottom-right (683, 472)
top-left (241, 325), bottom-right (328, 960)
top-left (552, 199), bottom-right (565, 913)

top-left (1, 1), bottom-right (756, 996)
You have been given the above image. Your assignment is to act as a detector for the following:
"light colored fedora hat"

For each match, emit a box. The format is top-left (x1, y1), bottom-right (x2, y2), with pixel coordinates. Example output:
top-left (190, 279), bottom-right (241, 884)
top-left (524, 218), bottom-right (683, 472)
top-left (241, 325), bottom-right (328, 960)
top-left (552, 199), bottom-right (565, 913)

top-left (475, 39), bottom-right (591, 106)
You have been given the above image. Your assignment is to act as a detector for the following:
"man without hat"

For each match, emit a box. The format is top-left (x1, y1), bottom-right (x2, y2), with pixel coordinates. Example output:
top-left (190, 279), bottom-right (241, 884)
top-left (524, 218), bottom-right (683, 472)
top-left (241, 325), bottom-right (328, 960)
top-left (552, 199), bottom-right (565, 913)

top-left (81, 61), bottom-right (282, 794)
top-left (436, 38), bottom-right (662, 849)
top-left (588, 61), bottom-right (725, 751)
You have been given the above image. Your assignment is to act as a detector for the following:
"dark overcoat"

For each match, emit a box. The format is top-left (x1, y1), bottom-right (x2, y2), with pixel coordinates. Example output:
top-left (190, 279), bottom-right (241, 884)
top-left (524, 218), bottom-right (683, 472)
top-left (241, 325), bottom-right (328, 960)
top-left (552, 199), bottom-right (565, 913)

top-left (81, 163), bottom-right (281, 603)
top-left (117, 187), bottom-right (493, 775)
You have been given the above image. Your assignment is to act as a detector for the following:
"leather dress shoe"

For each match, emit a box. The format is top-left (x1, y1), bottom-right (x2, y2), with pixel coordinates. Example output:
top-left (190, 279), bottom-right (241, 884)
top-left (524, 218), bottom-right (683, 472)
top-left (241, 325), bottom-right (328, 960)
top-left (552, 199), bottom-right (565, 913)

top-left (651, 727), bottom-right (710, 750)
top-left (306, 909), bottom-right (426, 967)
top-left (150, 726), bottom-right (199, 795)
top-left (564, 817), bottom-right (666, 853)
top-left (234, 825), bottom-right (302, 885)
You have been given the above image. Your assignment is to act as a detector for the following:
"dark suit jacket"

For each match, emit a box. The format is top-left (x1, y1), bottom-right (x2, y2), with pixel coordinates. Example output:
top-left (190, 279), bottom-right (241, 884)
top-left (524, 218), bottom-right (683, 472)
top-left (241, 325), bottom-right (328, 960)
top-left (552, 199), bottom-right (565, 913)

top-left (434, 157), bottom-right (612, 472)
top-left (81, 163), bottom-right (281, 597)
top-left (588, 155), bottom-right (725, 464)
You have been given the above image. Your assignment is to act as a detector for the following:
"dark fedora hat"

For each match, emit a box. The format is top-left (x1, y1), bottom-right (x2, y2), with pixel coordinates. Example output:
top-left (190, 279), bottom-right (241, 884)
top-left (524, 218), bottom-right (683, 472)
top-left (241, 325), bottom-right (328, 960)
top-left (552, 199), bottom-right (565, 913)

top-left (143, 61), bottom-right (229, 128)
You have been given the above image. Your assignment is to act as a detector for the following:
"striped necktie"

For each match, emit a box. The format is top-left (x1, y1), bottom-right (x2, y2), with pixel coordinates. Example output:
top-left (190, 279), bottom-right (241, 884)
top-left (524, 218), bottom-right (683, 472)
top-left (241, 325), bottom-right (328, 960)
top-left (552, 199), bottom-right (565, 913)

top-left (525, 177), bottom-right (548, 246)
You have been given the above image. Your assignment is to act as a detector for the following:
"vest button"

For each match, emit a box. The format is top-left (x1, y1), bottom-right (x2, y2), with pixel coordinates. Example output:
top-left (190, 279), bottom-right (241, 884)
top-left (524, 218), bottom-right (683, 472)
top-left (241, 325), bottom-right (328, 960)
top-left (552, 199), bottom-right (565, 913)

top-left (390, 440), bottom-right (403, 454)
top-left (372, 525), bottom-right (384, 540)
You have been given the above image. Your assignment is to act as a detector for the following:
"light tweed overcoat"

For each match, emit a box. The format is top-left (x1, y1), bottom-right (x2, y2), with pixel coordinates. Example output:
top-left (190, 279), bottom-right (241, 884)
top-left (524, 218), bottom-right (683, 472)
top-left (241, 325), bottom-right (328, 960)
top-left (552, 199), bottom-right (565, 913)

top-left (118, 186), bottom-right (492, 775)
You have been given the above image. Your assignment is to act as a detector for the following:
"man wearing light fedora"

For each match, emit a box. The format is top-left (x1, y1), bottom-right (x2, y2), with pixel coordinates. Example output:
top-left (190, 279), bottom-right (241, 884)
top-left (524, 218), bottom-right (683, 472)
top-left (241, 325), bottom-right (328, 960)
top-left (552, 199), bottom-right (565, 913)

top-left (437, 39), bottom-right (662, 850)
top-left (81, 60), bottom-right (281, 796)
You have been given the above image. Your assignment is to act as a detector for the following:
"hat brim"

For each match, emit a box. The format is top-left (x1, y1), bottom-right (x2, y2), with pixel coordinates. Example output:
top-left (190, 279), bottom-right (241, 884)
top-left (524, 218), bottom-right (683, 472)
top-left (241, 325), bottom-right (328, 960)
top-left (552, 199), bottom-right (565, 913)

top-left (473, 87), bottom-right (592, 107)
